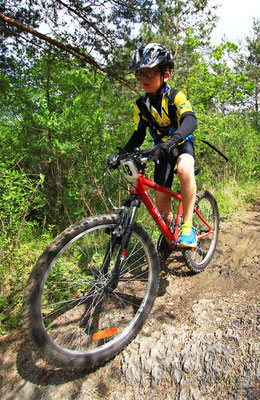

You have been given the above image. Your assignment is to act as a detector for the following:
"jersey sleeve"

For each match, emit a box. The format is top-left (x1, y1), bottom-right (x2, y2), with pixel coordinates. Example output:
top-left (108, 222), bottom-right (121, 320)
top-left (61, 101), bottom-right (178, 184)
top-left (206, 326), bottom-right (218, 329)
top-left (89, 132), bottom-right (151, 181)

top-left (174, 91), bottom-right (194, 120)
top-left (168, 90), bottom-right (197, 142)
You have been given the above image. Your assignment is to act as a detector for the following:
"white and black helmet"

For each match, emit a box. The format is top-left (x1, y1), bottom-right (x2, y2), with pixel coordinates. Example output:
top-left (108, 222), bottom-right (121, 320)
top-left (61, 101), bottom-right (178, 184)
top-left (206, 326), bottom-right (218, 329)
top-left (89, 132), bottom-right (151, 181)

top-left (129, 43), bottom-right (174, 71)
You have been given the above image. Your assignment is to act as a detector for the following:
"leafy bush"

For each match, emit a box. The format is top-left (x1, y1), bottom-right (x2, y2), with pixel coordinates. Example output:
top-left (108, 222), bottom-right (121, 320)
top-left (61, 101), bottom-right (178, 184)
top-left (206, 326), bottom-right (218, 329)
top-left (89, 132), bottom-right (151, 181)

top-left (0, 227), bottom-right (55, 335)
top-left (0, 162), bottom-right (45, 239)
top-left (194, 111), bottom-right (259, 187)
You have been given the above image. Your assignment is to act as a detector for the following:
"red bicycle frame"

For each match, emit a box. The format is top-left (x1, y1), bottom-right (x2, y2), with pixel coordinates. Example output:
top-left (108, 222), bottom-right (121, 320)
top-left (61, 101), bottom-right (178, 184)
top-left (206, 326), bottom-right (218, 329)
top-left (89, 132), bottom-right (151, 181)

top-left (131, 172), bottom-right (213, 249)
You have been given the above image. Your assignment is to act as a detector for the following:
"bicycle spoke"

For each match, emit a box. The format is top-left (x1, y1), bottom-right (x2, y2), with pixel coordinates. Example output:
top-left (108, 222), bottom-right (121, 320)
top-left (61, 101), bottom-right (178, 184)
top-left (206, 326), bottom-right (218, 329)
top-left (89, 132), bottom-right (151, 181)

top-left (112, 290), bottom-right (143, 308)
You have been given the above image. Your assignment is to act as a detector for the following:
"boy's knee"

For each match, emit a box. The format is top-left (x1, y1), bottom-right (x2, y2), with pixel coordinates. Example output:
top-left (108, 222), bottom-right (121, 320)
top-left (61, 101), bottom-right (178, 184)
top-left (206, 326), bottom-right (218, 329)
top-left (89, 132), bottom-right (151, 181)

top-left (177, 169), bottom-right (194, 185)
top-left (177, 154), bottom-right (194, 180)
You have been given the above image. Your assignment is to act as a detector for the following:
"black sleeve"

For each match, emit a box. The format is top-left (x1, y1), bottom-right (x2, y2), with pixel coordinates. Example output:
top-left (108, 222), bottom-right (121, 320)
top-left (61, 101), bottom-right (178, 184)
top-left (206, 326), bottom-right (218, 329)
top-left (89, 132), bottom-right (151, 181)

top-left (173, 113), bottom-right (197, 142)
top-left (124, 124), bottom-right (147, 153)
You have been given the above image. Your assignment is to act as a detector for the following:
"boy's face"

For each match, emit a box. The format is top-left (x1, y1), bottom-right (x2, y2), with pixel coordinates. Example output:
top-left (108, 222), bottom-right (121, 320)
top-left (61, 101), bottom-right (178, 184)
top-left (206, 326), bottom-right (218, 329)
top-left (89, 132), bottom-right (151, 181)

top-left (135, 68), bottom-right (170, 95)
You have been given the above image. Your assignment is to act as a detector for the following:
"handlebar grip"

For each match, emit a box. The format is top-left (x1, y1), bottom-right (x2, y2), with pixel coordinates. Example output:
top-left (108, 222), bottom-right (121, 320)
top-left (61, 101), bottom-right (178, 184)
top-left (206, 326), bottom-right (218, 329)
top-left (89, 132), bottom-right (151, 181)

top-left (107, 154), bottom-right (120, 169)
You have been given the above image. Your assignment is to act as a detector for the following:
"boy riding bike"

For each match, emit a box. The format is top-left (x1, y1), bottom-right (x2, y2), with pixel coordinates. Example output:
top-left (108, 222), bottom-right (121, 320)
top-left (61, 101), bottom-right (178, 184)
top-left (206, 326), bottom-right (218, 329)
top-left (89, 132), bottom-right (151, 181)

top-left (109, 43), bottom-right (198, 247)
top-left (25, 45), bottom-right (221, 372)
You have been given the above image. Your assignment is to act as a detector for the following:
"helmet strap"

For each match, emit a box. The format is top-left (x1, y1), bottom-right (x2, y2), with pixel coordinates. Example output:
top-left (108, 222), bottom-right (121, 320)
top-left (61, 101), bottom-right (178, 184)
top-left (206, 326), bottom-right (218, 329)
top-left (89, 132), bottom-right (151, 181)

top-left (155, 67), bottom-right (167, 95)
top-left (155, 81), bottom-right (166, 95)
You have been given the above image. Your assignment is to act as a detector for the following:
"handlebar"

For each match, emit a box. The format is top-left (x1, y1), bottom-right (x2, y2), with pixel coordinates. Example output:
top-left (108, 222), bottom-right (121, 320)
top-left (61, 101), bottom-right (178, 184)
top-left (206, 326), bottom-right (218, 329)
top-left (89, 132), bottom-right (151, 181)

top-left (107, 148), bottom-right (153, 170)
top-left (108, 135), bottom-right (195, 169)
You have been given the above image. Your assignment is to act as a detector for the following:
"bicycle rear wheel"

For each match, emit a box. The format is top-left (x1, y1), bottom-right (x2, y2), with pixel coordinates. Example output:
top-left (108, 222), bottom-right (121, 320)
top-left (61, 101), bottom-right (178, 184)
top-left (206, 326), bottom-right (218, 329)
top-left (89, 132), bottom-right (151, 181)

top-left (24, 214), bottom-right (160, 370)
top-left (184, 190), bottom-right (219, 273)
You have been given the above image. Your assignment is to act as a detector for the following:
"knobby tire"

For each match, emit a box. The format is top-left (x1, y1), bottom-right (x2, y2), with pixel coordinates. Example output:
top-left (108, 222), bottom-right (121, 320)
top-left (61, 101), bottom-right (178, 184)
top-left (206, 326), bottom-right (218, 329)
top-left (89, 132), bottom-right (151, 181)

top-left (23, 214), bottom-right (160, 370)
top-left (184, 190), bottom-right (219, 272)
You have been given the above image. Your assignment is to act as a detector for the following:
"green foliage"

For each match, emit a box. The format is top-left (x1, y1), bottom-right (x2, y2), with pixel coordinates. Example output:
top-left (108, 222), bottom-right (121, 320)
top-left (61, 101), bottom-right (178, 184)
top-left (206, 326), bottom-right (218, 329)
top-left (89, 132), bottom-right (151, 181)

top-left (194, 110), bottom-right (259, 185)
top-left (0, 161), bottom-right (45, 239)
top-left (181, 42), bottom-right (255, 111)
top-left (0, 226), bottom-right (55, 335)
top-left (0, 54), bottom-right (135, 230)
top-left (204, 179), bottom-right (260, 222)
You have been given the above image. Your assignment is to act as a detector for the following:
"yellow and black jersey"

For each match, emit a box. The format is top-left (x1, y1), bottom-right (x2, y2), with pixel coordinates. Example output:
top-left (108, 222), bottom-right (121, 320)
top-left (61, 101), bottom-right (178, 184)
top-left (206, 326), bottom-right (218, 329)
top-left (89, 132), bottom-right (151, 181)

top-left (124, 85), bottom-right (197, 152)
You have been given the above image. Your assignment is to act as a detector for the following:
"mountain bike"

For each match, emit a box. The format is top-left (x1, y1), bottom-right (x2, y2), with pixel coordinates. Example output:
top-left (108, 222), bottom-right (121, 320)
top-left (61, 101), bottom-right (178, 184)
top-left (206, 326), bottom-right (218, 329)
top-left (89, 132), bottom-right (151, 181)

top-left (24, 148), bottom-right (219, 370)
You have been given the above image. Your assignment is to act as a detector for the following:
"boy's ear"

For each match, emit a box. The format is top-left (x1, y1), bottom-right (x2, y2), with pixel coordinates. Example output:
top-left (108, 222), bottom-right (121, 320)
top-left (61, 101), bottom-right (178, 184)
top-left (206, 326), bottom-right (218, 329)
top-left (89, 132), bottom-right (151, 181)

top-left (163, 70), bottom-right (170, 82)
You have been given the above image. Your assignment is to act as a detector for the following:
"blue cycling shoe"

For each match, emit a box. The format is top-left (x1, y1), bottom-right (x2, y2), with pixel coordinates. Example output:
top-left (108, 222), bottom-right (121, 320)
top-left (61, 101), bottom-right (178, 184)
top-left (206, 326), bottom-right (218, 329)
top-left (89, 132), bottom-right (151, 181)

top-left (177, 222), bottom-right (197, 248)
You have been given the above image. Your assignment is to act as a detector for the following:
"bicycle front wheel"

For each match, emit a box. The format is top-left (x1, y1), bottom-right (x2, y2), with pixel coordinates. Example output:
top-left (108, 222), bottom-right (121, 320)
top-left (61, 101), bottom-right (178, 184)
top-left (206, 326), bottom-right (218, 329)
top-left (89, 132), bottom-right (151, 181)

top-left (184, 190), bottom-right (219, 273)
top-left (24, 214), bottom-right (160, 370)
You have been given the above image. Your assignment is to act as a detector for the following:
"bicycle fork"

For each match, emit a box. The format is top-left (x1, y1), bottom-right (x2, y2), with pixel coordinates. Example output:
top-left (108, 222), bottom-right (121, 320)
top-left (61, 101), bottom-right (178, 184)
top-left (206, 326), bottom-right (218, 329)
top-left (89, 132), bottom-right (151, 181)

top-left (104, 195), bottom-right (141, 293)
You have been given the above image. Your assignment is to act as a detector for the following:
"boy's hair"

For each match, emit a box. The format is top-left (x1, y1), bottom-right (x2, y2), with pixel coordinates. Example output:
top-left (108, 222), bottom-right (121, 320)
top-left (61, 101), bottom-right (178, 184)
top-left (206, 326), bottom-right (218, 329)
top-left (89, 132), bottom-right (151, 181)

top-left (160, 65), bottom-right (172, 75)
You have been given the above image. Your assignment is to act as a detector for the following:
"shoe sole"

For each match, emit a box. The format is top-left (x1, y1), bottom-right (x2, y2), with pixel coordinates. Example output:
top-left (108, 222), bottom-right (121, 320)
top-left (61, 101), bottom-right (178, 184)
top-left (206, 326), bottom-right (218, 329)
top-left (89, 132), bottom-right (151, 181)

top-left (177, 241), bottom-right (197, 248)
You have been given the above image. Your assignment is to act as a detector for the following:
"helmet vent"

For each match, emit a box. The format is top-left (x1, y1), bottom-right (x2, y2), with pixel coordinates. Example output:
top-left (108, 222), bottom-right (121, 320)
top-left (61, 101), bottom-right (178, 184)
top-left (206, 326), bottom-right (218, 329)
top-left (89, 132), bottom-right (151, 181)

top-left (129, 43), bottom-right (174, 71)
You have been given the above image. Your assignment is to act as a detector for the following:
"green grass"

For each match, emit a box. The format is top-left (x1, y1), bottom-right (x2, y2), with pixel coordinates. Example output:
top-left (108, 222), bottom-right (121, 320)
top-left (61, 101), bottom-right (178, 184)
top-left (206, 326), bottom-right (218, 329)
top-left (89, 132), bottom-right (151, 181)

top-left (0, 226), bottom-right (55, 335)
top-left (203, 178), bottom-right (260, 222)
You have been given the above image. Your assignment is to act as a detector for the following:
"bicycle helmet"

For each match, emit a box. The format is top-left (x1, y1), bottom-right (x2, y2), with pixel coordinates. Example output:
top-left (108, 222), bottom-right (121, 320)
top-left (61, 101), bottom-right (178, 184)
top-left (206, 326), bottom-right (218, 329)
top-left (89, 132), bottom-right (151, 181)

top-left (129, 43), bottom-right (174, 72)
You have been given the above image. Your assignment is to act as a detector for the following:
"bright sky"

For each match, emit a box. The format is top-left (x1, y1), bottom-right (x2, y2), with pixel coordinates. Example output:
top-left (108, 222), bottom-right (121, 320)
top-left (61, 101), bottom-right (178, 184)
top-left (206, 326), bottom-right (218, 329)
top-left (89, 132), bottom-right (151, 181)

top-left (210, 0), bottom-right (260, 45)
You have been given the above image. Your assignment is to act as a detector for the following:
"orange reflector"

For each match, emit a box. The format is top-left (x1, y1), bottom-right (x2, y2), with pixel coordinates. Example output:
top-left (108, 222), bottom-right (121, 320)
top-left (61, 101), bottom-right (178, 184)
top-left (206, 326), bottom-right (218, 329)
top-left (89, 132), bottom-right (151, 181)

top-left (92, 327), bottom-right (118, 341)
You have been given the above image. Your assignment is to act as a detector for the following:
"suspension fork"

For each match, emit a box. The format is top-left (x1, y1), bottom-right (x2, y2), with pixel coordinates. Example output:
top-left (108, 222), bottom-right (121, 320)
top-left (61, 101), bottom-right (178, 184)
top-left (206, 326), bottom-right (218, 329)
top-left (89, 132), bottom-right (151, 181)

top-left (104, 196), bottom-right (141, 293)
top-left (99, 208), bottom-right (129, 276)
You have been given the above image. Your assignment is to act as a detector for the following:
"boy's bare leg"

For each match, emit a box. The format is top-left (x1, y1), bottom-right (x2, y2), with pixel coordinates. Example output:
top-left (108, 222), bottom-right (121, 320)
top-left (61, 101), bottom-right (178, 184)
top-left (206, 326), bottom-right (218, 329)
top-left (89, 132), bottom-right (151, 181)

top-left (155, 190), bottom-right (173, 227)
top-left (177, 153), bottom-right (196, 223)
top-left (156, 153), bottom-right (196, 227)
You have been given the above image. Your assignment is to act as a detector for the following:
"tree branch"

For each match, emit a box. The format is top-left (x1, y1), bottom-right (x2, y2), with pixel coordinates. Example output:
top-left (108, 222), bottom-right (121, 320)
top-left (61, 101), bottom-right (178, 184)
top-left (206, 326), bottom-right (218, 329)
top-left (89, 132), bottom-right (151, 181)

top-left (55, 0), bottom-right (114, 46)
top-left (0, 12), bottom-right (137, 92)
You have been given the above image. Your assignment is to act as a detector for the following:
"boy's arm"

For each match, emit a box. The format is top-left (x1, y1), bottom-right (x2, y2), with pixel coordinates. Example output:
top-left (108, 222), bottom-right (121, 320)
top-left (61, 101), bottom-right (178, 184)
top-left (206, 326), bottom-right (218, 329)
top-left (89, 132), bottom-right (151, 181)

top-left (169, 89), bottom-right (197, 142)
top-left (124, 127), bottom-right (146, 152)
top-left (124, 103), bottom-right (147, 152)
top-left (172, 113), bottom-right (197, 143)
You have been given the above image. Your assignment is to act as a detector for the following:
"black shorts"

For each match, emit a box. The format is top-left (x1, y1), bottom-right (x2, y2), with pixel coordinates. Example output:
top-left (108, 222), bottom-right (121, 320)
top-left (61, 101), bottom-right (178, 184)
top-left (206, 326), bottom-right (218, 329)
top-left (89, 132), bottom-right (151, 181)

top-left (154, 141), bottom-right (195, 188)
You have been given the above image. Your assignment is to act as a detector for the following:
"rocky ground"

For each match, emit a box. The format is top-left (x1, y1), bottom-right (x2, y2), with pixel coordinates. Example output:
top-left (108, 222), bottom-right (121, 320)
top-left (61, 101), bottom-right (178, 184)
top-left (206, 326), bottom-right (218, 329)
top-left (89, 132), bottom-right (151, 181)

top-left (0, 206), bottom-right (259, 400)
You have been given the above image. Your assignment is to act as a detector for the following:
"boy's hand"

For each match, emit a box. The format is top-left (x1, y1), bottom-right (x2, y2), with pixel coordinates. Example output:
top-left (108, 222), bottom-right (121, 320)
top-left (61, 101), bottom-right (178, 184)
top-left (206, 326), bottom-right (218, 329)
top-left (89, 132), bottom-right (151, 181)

top-left (148, 137), bottom-right (179, 163)
top-left (107, 154), bottom-right (119, 169)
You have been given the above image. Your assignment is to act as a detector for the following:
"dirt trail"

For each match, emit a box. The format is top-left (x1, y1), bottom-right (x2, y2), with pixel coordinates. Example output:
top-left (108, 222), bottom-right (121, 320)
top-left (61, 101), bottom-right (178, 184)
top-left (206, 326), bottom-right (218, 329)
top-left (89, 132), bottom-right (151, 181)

top-left (0, 206), bottom-right (259, 400)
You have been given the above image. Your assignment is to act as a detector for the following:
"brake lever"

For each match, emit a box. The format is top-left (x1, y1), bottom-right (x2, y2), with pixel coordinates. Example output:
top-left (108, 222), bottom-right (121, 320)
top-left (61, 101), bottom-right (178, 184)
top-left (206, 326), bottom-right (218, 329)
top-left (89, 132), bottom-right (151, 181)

top-left (116, 146), bottom-right (127, 154)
